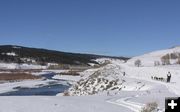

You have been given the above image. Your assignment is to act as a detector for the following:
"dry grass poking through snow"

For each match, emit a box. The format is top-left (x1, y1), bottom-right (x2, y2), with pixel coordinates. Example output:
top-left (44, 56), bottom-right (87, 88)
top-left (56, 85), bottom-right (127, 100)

top-left (0, 73), bottom-right (41, 81)
top-left (141, 102), bottom-right (158, 112)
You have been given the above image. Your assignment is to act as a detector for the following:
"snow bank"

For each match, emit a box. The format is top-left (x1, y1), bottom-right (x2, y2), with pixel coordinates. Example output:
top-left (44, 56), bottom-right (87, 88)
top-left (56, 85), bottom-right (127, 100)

top-left (0, 63), bottom-right (47, 69)
top-left (52, 75), bottom-right (81, 82)
top-left (68, 61), bottom-right (152, 96)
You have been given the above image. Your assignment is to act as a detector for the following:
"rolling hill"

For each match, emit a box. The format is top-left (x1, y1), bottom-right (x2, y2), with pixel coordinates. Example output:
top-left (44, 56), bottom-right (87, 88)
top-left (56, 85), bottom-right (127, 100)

top-left (126, 46), bottom-right (180, 67)
top-left (0, 45), bottom-right (129, 66)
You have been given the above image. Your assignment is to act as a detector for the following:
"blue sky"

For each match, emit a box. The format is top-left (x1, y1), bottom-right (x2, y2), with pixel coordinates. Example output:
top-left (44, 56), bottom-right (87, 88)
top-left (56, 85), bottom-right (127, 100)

top-left (0, 0), bottom-right (180, 57)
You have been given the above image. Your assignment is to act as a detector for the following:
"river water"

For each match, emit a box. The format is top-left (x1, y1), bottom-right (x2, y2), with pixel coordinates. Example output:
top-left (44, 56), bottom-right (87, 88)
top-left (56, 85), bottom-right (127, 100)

top-left (0, 72), bottom-right (70, 96)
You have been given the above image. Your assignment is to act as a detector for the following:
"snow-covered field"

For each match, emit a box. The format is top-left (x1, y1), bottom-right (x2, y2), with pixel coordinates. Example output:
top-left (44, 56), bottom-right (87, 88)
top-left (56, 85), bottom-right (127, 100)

top-left (0, 83), bottom-right (176, 112)
top-left (0, 96), bottom-right (132, 112)
top-left (0, 47), bottom-right (180, 112)
top-left (0, 63), bottom-right (47, 69)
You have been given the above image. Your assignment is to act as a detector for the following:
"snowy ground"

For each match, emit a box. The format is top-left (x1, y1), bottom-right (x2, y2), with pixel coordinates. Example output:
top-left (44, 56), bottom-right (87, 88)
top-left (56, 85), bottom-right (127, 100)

top-left (0, 64), bottom-right (178, 112)
top-left (0, 96), bottom-right (131, 112)
top-left (119, 63), bottom-right (180, 96)
top-left (0, 51), bottom-right (179, 112)
top-left (0, 82), bottom-right (176, 112)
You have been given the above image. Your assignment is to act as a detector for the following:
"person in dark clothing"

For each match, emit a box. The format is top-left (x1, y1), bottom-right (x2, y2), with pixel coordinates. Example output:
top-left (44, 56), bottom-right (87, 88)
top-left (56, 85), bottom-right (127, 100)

top-left (167, 72), bottom-right (171, 83)
top-left (123, 72), bottom-right (126, 76)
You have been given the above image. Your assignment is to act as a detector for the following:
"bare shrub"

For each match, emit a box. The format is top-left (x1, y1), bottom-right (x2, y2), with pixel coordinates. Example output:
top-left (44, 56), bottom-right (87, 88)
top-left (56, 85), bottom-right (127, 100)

top-left (134, 59), bottom-right (142, 67)
top-left (63, 91), bottom-right (70, 96)
top-left (141, 102), bottom-right (158, 112)
top-left (161, 54), bottom-right (170, 65)
top-left (154, 61), bottom-right (160, 66)
top-left (170, 53), bottom-right (178, 59)
top-left (177, 57), bottom-right (180, 64)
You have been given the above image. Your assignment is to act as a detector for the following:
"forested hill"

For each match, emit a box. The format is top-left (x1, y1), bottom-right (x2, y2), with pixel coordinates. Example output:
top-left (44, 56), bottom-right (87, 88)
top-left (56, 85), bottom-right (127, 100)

top-left (0, 45), bottom-right (129, 65)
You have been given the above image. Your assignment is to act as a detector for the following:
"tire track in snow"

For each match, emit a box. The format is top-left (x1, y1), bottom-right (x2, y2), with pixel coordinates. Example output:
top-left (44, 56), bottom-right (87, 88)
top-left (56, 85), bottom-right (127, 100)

top-left (106, 96), bottom-right (145, 112)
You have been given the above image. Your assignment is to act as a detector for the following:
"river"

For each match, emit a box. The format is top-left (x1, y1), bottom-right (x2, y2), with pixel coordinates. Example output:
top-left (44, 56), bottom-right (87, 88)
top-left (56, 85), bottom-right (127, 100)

top-left (0, 72), bottom-right (71, 96)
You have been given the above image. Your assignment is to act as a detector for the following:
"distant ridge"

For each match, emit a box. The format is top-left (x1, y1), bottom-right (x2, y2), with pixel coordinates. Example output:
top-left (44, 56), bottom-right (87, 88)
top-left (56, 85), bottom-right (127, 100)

top-left (0, 45), bottom-right (129, 65)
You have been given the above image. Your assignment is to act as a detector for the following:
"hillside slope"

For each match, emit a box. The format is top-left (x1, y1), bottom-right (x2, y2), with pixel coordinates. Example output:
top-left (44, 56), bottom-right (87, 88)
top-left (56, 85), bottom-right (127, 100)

top-left (0, 45), bottom-right (128, 66)
top-left (126, 46), bottom-right (180, 66)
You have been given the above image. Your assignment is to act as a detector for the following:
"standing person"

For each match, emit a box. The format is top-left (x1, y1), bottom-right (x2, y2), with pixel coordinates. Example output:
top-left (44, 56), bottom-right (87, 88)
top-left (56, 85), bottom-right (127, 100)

top-left (107, 91), bottom-right (110, 96)
top-left (123, 72), bottom-right (126, 76)
top-left (167, 72), bottom-right (171, 83)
